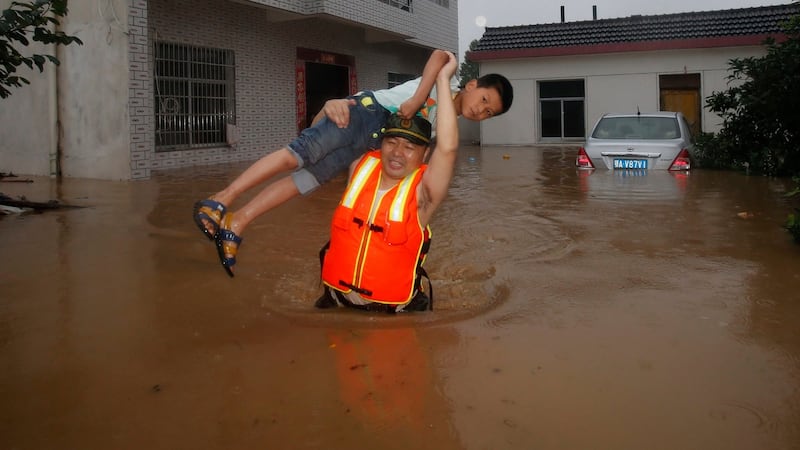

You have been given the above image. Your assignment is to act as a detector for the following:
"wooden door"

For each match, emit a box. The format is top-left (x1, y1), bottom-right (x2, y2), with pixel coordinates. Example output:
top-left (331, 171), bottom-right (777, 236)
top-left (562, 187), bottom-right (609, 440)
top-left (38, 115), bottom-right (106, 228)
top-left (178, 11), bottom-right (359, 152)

top-left (661, 89), bottom-right (700, 136)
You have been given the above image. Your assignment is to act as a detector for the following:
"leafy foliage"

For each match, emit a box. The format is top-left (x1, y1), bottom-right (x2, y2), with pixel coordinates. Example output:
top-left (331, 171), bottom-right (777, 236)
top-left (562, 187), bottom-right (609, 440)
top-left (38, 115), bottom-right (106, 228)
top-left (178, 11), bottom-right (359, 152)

top-left (458, 39), bottom-right (479, 85)
top-left (786, 176), bottom-right (800, 243)
top-left (0, 0), bottom-right (82, 99)
top-left (786, 210), bottom-right (800, 243)
top-left (696, 13), bottom-right (800, 176)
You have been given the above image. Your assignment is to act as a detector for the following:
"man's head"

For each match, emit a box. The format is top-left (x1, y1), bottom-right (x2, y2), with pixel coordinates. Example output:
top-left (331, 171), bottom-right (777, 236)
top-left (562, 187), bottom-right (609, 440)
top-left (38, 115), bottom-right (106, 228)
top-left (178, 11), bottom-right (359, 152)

top-left (380, 114), bottom-right (432, 181)
top-left (457, 73), bottom-right (513, 122)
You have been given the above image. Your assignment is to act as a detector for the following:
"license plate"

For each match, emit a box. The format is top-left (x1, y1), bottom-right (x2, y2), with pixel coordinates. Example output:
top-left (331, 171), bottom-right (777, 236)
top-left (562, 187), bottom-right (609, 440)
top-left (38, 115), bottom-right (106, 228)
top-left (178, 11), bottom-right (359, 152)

top-left (613, 159), bottom-right (648, 169)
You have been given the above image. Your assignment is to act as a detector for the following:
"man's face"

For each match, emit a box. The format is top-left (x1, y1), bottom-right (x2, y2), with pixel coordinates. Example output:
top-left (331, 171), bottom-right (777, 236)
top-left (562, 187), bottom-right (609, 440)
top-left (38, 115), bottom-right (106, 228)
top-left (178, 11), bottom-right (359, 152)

top-left (380, 136), bottom-right (427, 181)
top-left (459, 80), bottom-right (503, 122)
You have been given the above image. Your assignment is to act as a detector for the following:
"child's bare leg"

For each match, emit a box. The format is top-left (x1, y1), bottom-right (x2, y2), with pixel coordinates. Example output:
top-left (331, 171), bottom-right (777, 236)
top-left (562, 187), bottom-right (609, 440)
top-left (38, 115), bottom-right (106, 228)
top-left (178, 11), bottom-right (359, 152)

top-left (196, 148), bottom-right (299, 238)
top-left (230, 176), bottom-right (300, 234)
top-left (217, 176), bottom-right (301, 271)
top-left (212, 147), bottom-right (298, 206)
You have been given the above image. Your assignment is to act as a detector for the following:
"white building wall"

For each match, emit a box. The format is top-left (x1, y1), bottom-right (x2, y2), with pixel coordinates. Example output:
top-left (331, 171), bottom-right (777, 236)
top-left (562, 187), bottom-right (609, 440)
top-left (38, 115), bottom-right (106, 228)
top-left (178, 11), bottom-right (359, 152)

top-left (309, 0), bottom-right (414, 40)
top-left (478, 45), bottom-right (767, 146)
top-left (58, 0), bottom-right (132, 180)
top-left (242, 0), bottom-right (457, 53)
top-left (701, 68), bottom-right (736, 131)
top-left (0, 30), bottom-right (58, 177)
top-left (409, 0), bottom-right (458, 52)
top-left (480, 78), bottom-right (534, 145)
top-left (242, 0), bottom-right (305, 14)
top-left (0, 0), bottom-right (132, 180)
top-left (586, 74), bottom-right (658, 125)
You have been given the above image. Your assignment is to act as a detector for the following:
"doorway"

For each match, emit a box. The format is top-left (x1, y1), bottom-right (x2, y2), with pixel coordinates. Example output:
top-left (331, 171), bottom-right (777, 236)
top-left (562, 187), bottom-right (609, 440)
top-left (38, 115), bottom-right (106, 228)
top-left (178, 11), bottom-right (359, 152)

top-left (295, 48), bottom-right (357, 133)
top-left (659, 74), bottom-right (701, 136)
top-left (305, 62), bottom-right (349, 127)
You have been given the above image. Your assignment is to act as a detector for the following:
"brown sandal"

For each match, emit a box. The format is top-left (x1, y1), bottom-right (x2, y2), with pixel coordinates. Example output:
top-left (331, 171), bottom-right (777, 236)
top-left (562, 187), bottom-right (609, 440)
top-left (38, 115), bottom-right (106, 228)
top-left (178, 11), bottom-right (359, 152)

top-left (215, 213), bottom-right (242, 278)
top-left (193, 199), bottom-right (226, 241)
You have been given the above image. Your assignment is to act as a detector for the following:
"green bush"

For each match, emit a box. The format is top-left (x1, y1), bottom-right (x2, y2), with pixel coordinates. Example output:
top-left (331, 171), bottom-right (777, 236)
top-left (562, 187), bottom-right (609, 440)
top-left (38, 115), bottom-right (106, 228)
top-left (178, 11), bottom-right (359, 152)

top-left (786, 177), bottom-right (800, 243)
top-left (692, 131), bottom-right (738, 170)
top-left (787, 209), bottom-right (800, 243)
top-left (703, 14), bottom-right (800, 176)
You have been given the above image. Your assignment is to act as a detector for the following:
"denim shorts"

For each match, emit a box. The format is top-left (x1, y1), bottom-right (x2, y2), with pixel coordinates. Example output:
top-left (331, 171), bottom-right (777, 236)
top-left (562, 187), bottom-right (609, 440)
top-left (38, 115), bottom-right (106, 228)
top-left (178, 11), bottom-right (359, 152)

top-left (288, 92), bottom-right (390, 195)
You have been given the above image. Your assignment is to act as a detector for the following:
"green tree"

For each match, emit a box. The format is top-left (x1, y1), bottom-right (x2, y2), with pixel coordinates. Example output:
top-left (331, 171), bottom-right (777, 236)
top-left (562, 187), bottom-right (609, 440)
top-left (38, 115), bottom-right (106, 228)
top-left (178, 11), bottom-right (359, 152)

top-left (785, 177), bottom-right (800, 243)
top-left (0, 0), bottom-right (82, 99)
top-left (696, 12), bottom-right (800, 176)
top-left (459, 39), bottom-right (479, 85)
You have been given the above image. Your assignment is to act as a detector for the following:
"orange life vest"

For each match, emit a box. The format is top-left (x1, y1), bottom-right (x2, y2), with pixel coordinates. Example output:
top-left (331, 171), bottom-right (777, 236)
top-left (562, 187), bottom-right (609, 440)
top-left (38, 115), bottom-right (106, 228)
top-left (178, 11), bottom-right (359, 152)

top-left (322, 151), bottom-right (431, 304)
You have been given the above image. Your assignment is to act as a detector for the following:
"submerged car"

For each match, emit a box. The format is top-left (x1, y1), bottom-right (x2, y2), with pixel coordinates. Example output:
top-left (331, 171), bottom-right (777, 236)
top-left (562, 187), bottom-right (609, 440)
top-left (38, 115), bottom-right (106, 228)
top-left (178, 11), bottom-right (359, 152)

top-left (576, 111), bottom-right (693, 171)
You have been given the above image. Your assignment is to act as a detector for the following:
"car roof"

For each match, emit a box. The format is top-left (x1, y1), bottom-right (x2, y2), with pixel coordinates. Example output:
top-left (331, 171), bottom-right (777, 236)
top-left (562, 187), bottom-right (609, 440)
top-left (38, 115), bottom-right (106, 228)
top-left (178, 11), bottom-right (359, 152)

top-left (601, 111), bottom-right (680, 119)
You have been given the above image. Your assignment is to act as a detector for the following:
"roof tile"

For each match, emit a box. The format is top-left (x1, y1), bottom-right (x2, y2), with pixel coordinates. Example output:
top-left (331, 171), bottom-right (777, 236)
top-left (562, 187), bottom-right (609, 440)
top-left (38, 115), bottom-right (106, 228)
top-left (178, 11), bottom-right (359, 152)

top-left (473, 4), bottom-right (800, 52)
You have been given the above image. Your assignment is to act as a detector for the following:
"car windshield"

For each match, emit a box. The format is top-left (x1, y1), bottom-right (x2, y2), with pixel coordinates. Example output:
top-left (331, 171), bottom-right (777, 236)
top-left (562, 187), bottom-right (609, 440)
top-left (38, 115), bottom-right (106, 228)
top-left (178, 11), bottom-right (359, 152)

top-left (591, 117), bottom-right (680, 140)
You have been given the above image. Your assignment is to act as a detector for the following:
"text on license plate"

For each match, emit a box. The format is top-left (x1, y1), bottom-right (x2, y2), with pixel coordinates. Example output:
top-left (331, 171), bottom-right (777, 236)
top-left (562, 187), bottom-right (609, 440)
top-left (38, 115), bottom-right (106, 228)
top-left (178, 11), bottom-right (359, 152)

top-left (613, 159), bottom-right (648, 169)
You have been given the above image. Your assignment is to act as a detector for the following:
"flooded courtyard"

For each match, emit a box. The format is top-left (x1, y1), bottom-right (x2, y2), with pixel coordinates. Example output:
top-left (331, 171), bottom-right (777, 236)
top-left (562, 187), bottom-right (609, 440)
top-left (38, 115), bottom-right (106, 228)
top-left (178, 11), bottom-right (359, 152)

top-left (2, 145), bottom-right (799, 449)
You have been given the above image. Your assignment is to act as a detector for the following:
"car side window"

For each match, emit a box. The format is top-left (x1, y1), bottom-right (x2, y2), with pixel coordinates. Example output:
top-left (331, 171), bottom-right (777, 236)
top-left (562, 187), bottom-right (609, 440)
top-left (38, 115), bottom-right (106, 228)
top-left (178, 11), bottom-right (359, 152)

top-left (681, 116), bottom-right (695, 143)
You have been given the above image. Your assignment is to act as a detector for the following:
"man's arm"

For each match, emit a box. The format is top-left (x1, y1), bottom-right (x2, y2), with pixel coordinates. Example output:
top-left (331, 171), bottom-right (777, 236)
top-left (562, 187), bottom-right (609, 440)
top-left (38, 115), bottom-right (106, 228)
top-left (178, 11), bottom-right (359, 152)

top-left (417, 51), bottom-right (458, 227)
top-left (311, 98), bottom-right (356, 128)
top-left (397, 49), bottom-right (450, 119)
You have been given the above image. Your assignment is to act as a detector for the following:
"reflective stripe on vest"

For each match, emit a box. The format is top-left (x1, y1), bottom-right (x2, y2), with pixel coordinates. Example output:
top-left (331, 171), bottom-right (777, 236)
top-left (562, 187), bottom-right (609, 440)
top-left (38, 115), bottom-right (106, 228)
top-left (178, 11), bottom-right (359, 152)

top-left (390, 169), bottom-right (418, 222)
top-left (341, 156), bottom-right (380, 209)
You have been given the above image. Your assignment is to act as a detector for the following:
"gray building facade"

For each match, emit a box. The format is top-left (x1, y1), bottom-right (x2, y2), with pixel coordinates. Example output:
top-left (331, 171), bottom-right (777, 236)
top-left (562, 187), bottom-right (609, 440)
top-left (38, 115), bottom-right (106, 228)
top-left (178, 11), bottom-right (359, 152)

top-left (0, 0), bottom-right (458, 180)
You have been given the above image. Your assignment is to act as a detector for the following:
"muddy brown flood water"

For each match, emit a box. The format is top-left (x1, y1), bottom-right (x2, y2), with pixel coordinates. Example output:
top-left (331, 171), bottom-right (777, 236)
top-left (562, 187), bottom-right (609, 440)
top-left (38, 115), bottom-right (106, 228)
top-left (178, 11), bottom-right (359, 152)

top-left (2, 145), bottom-right (800, 450)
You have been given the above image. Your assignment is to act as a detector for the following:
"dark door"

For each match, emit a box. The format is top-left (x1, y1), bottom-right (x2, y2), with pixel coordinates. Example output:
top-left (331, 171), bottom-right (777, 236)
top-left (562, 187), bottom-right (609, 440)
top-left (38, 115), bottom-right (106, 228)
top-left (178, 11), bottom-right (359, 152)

top-left (305, 62), bottom-right (349, 128)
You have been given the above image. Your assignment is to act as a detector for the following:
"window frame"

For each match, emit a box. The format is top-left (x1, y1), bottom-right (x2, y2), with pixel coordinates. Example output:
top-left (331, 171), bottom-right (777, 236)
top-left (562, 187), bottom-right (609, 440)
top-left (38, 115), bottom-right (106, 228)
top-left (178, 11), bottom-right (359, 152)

top-left (153, 41), bottom-right (236, 151)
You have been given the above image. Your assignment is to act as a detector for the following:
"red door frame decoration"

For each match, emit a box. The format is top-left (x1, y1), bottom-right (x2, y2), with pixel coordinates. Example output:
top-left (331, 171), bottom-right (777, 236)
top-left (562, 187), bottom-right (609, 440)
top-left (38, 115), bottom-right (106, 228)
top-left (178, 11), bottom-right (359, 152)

top-left (295, 48), bottom-right (357, 133)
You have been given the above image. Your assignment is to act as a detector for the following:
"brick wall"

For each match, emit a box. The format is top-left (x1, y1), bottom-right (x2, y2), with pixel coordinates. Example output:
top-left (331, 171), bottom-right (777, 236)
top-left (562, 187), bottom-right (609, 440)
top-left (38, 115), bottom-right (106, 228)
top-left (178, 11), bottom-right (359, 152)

top-left (129, 0), bottom-right (153, 178)
top-left (136, 0), bottom-right (441, 179)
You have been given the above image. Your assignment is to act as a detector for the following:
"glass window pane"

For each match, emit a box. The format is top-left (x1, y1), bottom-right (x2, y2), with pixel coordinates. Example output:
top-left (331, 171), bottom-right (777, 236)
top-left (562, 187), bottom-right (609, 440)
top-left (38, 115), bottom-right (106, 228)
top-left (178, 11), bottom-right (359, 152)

top-left (541, 101), bottom-right (561, 138)
top-left (540, 80), bottom-right (584, 98)
top-left (563, 100), bottom-right (585, 138)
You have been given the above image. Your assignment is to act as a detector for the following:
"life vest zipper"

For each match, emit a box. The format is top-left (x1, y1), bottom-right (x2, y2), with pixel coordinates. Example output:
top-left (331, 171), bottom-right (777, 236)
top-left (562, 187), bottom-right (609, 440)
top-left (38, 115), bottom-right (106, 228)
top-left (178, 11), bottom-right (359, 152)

top-left (352, 221), bottom-right (372, 289)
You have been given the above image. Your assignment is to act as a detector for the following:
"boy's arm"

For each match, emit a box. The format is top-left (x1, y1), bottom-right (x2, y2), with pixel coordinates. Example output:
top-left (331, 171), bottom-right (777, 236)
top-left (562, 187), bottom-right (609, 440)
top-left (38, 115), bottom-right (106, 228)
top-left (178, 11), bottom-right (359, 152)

top-left (313, 49), bottom-right (449, 127)
top-left (397, 49), bottom-right (450, 119)
top-left (417, 51), bottom-right (458, 227)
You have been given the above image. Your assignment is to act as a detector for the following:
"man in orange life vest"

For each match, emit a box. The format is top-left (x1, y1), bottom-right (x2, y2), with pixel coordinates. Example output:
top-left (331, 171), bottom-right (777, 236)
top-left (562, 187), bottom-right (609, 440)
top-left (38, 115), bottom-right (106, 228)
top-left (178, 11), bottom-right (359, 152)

top-left (316, 51), bottom-right (459, 313)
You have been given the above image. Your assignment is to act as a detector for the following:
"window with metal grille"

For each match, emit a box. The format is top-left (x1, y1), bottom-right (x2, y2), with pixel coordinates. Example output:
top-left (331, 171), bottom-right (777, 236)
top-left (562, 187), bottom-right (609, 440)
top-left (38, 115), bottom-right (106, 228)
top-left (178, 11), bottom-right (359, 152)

top-left (154, 42), bottom-right (236, 151)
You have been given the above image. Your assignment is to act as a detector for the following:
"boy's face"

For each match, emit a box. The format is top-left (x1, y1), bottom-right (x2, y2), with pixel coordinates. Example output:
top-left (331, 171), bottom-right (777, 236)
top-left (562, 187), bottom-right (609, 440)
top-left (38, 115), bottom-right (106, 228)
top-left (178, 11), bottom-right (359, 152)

top-left (459, 80), bottom-right (504, 122)
top-left (380, 136), bottom-right (427, 181)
